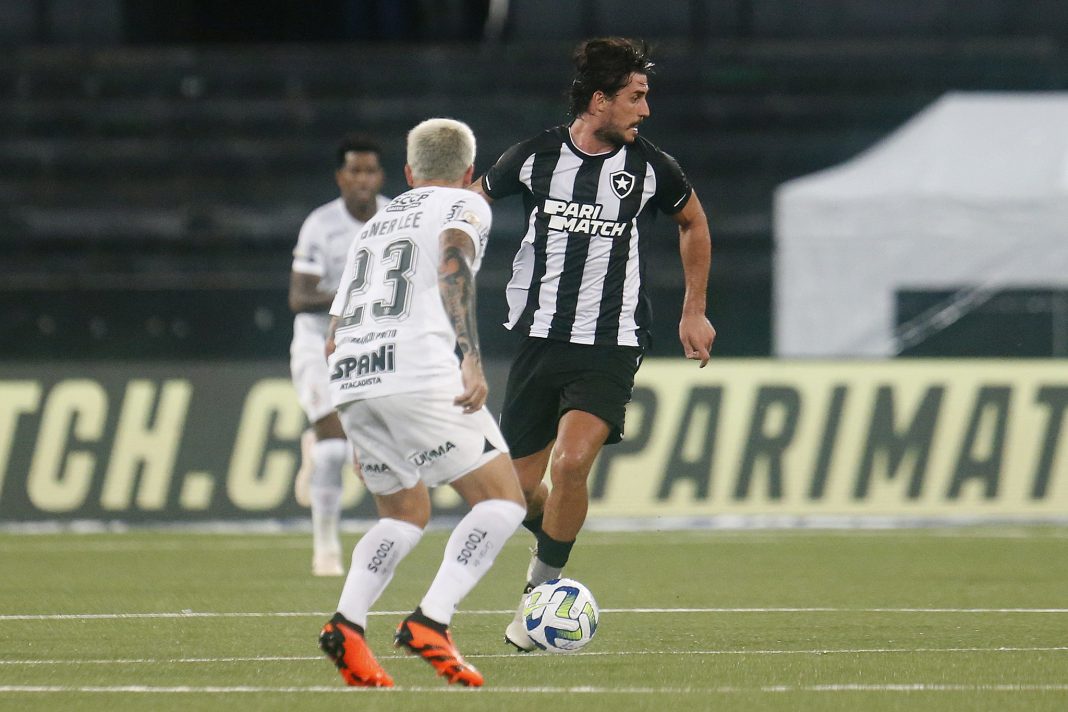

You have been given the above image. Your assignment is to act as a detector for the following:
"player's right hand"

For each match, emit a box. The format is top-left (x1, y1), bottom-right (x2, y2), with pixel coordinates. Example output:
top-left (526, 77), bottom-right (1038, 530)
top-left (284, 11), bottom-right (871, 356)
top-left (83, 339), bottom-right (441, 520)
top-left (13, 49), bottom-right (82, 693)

top-left (455, 355), bottom-right (487, 413)
top-left (679, 313), bottom-right (716, 368)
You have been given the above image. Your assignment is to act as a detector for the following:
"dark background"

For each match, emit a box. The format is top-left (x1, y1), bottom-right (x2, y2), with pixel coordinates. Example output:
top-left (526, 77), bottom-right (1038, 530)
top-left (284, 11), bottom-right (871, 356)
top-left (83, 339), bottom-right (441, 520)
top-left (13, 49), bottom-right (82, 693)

top-left (3, 0), bottom-right (1068, 361)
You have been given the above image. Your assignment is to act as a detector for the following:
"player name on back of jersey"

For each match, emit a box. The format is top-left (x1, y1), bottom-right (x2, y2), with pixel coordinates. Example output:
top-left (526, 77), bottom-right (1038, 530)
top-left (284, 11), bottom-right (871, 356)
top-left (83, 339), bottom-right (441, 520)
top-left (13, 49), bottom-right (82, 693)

top-left (363, 210), bottom-right (422, 239)
top-left (542, 199), bottom-right (626, 237)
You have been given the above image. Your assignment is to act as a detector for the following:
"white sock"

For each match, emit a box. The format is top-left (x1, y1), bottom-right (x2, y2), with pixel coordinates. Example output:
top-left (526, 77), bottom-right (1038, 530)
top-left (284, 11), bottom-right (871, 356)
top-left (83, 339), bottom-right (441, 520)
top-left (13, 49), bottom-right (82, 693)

top-left (310, 438), bottom-right (347, 555)
top-left (336, 517), bottom-right (424, 629)
top-left (529, 558), bottom-right (563, 588)
top-left (419, 499), bottom-right (526, 626)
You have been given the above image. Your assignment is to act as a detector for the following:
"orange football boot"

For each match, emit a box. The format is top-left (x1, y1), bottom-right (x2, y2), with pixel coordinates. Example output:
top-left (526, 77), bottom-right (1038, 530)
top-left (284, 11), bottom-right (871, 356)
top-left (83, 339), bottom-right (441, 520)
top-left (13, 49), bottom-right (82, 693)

top-left (395, 614), bottom-right (484, 687)
top-left (318, 613), bottom-right (394, 687)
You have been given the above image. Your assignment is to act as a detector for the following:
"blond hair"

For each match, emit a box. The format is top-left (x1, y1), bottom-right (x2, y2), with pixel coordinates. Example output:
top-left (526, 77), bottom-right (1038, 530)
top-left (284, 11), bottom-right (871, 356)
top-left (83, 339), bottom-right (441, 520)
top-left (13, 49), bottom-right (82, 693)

top-left (406, 118), bottom-right (476, 182)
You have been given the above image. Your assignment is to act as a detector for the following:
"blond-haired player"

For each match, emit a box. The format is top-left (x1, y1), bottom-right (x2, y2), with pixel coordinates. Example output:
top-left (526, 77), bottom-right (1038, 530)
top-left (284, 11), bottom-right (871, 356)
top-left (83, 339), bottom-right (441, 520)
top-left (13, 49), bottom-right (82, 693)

top-left (317, 118), bottom-right (526, 688)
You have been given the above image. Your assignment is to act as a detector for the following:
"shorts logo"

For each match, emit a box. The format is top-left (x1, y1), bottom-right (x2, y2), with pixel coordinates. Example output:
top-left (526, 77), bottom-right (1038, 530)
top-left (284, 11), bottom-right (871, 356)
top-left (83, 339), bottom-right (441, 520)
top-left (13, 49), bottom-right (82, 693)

top-left (408, 441), bottom-right (456, 467)
top-left (610, 170), bottom-right (636, 199)
top-left (362, 462), bottom-right (391, 474)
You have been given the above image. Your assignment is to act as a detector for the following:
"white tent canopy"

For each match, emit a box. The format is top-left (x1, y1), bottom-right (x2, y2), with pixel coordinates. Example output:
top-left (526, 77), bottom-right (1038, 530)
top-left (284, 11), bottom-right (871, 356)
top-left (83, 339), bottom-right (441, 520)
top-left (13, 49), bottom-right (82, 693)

top-left (774, 92), bottom-right (1068, 357)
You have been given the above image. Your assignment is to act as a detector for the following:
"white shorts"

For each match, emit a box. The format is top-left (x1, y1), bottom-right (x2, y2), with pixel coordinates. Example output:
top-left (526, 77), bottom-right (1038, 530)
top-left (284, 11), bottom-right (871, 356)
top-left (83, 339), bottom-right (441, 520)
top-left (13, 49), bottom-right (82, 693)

top-left (337, 390), bottom-right (509, 496)
top-left (291, 349), bottom-right (335, 424)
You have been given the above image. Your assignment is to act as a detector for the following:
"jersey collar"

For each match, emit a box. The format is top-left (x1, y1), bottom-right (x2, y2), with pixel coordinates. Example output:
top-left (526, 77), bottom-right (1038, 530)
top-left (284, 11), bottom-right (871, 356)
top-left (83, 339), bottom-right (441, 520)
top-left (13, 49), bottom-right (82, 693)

top-left (563, 124), bottom-right (625, 160)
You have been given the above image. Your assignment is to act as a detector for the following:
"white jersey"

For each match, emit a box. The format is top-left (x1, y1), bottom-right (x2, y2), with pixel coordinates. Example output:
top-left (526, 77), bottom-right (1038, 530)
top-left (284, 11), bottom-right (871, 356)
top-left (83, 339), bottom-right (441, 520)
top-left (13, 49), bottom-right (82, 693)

top-left (328, 186), bottom-right (492, 406)
top-left (290, 195), bottom-right (391, 358)
top-left (289, 195), bottom-right (389, 423)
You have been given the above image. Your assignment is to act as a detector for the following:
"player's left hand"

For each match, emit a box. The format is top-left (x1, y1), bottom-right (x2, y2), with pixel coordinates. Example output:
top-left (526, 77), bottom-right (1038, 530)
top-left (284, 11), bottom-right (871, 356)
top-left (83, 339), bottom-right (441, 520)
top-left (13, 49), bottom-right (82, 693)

top-left (455, 355), bottom-right (488, 413)
top-left (679, 314), bottom-right (716, 368)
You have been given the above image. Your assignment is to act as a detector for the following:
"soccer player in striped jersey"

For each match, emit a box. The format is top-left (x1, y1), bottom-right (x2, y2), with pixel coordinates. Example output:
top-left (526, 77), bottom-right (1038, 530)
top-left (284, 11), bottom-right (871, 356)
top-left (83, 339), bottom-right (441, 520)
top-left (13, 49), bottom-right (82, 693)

top-left (289, 136), bottom-right (388, 576)
top-left (469, 37), bottom-right (717, 651)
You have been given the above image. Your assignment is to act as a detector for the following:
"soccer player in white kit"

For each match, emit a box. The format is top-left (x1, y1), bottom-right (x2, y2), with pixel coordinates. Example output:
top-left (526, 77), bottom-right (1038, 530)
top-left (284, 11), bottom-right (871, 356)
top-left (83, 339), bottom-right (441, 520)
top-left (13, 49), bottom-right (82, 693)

top-left (317, 118), bottom-right (526, 688)
top-left (289, 135), bottom-right (389, 576)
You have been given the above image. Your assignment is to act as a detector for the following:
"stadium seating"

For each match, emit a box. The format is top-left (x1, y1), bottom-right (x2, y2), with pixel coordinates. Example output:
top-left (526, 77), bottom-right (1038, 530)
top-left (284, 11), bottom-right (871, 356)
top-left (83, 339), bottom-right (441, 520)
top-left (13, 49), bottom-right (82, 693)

top-left (1, 26), bottom-right (1066, 358)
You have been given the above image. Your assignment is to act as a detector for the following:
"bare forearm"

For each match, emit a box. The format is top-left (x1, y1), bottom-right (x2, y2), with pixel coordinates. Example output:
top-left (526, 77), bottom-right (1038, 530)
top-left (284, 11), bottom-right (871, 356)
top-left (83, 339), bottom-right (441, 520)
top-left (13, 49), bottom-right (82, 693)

top-left (438, 226), bottom-right (488, 411)
top-left (674, 190), bottom-right (712, 315)
top-left (679, 223), bottom-right (711, 315)
top-left (290, 292), bottom-right (334, 313)
top-left (289, 271), bottom-right (334, 314)
top-left (326, 316), bottom-right (338, 357)
top-left (438, 244), bottom-right (481, 362)
top-left (672, 191), bottom-right (717, 366)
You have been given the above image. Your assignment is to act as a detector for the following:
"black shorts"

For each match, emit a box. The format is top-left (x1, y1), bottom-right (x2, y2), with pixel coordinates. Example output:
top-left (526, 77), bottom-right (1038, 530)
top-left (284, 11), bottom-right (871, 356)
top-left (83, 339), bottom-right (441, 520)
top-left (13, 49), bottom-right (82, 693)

top-left (499, 337), bottom-right (644, 458)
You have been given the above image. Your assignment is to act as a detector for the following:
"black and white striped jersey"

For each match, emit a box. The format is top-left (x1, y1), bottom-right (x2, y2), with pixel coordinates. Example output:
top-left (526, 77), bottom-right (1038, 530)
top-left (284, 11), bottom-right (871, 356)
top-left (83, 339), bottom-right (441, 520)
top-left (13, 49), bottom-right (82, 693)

top-left (483, 125), bottom-right (692, 348)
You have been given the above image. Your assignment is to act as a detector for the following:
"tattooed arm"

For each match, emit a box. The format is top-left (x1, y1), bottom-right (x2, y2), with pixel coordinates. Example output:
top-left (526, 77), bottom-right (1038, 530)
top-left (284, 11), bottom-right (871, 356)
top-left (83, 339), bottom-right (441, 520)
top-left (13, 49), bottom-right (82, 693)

top-left (438, 227), bottom-right (487, 413)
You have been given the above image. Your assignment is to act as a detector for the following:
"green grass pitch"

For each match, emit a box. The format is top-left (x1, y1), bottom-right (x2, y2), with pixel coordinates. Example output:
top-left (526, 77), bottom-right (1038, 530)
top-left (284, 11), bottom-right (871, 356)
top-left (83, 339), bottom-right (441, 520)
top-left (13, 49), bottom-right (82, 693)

top-left (1, 526), bottom-right (1066, 711)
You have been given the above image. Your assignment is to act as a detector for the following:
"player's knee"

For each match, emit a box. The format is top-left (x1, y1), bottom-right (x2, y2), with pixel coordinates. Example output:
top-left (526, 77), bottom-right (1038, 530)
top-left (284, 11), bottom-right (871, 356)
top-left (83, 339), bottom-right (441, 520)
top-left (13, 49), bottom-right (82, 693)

top-left (549, 450), bottom-right (593, 488)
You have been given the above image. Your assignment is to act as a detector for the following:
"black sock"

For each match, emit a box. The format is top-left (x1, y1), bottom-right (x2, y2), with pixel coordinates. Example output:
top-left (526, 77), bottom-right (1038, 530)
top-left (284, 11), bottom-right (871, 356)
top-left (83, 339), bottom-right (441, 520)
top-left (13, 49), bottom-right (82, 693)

top-left (521, 512), bottom-right (544, 536)
top-left (534, 531), bottom-right (575, 569)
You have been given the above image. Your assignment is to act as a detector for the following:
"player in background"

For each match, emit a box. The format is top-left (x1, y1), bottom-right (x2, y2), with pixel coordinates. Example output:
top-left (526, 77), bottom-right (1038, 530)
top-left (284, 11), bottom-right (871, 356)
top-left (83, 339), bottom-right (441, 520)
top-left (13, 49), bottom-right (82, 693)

top-left (469, 37), bottom-right (717, 650)
top-left (289, 135), bottom-right (389, 576)
top-left (317, 118), bottom-right (526, 688)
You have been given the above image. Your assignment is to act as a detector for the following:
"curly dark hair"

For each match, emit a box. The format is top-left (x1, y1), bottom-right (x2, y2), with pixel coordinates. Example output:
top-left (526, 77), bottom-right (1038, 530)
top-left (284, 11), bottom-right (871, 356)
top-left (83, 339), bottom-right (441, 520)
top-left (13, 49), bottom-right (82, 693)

top-left (335, 134), bottom-right (383, 169)
top-left (567, 37), bottom-right (655, 118)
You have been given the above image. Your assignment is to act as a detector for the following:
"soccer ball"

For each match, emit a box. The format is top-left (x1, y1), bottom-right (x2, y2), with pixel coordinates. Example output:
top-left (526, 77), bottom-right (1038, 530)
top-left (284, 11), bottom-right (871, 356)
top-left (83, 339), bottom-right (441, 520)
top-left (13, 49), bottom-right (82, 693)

top-left (523, 577), bottom-right (599, 653)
